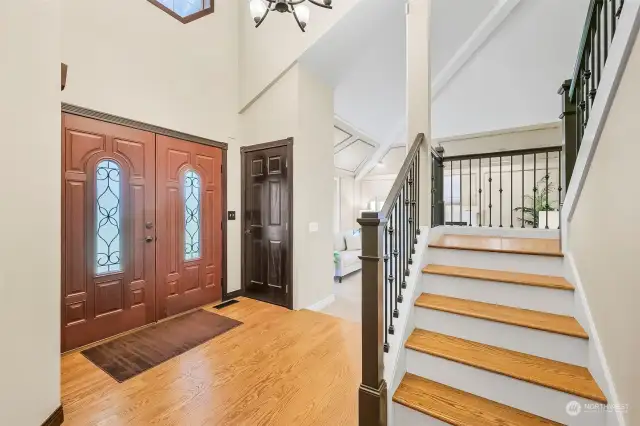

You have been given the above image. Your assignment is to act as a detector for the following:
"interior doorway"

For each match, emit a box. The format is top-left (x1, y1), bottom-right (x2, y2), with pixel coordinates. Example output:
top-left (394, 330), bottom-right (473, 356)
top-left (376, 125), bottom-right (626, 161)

top-left (240, 139), bottom-right (293, 309)
top-left (61, 106), bottom-right (226, 352)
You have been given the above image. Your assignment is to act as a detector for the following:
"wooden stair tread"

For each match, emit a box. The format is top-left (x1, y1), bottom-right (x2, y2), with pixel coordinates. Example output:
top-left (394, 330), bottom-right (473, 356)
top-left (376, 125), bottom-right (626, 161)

top-left (406, 329), bottom-right (607, 403)
top-left (393, 373), bottom-right (564, 426)
top-left (429, 234), bottom-right (563, 257)
top-left (415, 294), bottom-right (587, 339)
top-left (423, 264), bottom-right (574, 290)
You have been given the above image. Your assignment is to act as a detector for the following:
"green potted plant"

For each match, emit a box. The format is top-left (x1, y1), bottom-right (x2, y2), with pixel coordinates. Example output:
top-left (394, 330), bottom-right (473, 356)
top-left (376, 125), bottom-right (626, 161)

top-left (513, 177), bottom-right (559, 228)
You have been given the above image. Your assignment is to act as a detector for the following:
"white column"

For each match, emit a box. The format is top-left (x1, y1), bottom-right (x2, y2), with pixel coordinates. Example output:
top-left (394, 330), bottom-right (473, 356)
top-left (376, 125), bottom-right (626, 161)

top-left (406, 0), bottom-right (432, 227)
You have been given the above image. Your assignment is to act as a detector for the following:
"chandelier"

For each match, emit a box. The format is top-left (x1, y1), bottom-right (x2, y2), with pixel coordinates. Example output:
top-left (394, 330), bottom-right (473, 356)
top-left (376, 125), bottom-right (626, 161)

top-left (249, 0), bottom-right (333, 32)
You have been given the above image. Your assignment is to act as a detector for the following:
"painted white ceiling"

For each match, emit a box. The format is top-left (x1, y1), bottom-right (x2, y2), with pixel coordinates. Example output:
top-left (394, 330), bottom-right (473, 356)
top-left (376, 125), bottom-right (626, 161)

top-left (302, 0), bottom-right (589, 177)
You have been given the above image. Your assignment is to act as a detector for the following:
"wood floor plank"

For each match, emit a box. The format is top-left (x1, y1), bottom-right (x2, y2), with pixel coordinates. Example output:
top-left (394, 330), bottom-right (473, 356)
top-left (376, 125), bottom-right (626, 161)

top-left (423, 264), bottom-right (574, 290)
top-left (393, 373), bottom-right (564, 426)
top-left (415, 294), bottom-right (588, 339)
top-left (406, 329), bottom-right (607, 403)
top-left (61, 297), bottom-right (361, 426)
top-left (429, 234), bottom-right (563, 257)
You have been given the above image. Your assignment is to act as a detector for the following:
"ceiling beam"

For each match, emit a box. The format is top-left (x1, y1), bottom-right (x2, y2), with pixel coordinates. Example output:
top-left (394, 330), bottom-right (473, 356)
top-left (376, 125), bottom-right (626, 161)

top-left (432, 0), bottom-right (522, 101)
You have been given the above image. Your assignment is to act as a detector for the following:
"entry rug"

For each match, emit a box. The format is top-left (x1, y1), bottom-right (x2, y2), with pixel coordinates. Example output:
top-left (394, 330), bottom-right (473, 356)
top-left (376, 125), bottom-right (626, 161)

top-left (82, 309), bottom-right (242, 382)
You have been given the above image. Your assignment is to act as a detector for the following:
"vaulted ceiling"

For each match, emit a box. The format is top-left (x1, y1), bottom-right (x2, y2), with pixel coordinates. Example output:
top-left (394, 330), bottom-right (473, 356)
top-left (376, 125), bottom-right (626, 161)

top-left (301, 0), bottom-right (589, 178)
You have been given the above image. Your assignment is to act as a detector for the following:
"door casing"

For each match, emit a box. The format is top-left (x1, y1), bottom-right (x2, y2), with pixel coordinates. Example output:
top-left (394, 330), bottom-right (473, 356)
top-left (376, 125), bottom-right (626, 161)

top-left (60, 103), bottom-right (229, 352)
top-left (240, 138), bottom-right (294, 310)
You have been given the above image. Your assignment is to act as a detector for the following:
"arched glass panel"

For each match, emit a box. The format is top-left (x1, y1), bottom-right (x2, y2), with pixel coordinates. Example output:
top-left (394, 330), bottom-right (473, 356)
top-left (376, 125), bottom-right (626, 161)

top-left (96, 160), bottom-right (122, 274)
top-left (184, 170), bottom-right (201, 261)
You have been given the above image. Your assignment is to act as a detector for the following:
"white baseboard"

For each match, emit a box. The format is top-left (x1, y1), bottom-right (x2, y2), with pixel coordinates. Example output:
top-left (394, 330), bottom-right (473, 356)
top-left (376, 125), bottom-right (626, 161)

top-left (305, 294), bottom-right (336, 312)
top-left (565, 252), bottom-right (625, 426)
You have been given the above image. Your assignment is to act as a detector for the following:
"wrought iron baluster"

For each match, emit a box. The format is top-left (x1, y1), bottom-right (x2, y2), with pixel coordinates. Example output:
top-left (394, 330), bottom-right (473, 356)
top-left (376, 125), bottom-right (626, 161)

top-left (510, 155), bottom-right (514, 228)
top-left (489, 157), bottom-right (493, 227)
top-left (533, 153), bottom-right (537, 228)
top-left (612, 0), bottom-right (617, 35)
top-left (459, 160), bottom-right (463, 225)
top-left (604, 0), bottom-right (609, 62)
top-left (450, 160), bottom-right (453, 224)
top-left (469, 159), bottom-right (472, 226)
top-left (417, 153), bottom-right (421, 235)
top-left (393, 203), bottom-right (399, 319)
top-left (545, 152), bottom-right (550, 229)
top-left (400, 186), bottom-right (406, 297)
top-left (383, 224), bottom-right (390, 352)
top-left (431, 155), bottom-right (435, 227)
top-left (521, 154), bottom-right (525, 228)
top-left (388, 210), bottom-right (395, 335)
top-left (478, 158), bottom-right (482, 226)
top-left (499, 156), bottom-right (503, 227)
top-left (590, 24), bottom-right (597, 106)
top-left (558, 149), bottom-right (563, 230)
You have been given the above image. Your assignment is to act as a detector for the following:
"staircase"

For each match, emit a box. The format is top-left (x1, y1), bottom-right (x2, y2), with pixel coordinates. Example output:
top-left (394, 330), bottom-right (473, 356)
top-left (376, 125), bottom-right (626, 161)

top-left (391, 231), bottom-right (606, 426)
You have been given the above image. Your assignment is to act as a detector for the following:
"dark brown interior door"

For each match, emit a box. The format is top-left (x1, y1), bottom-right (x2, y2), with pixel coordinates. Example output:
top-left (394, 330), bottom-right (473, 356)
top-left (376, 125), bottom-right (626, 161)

top-left (62, 114), bottom-right (156, 352)
top-left (156, 135), bottom-right (223, 319)
top-left (243, 144), bottom-right (290, 307)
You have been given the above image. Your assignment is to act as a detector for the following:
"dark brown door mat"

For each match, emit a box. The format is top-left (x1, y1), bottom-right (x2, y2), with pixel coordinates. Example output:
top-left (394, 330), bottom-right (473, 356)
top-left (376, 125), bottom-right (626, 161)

top-left (82, 310), bottom-right (242, 382)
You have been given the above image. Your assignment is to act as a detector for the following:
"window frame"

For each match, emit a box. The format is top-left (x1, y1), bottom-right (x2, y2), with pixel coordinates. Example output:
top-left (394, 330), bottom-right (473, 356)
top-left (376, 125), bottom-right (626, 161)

top-left (147, 0), bottom-right (214, 24)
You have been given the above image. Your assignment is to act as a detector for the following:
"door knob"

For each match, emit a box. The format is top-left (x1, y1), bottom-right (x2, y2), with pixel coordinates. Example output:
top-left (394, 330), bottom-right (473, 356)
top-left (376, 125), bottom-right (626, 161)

top-left (145, 222), bottom-right (154, 229)
top-left (244, 229), bottom-right (252, 235)
top-left (145, 236), bottom-right (154, 243)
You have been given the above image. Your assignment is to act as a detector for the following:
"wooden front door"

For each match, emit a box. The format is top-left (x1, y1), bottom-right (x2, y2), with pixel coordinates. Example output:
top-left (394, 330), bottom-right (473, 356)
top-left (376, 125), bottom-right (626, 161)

top-left (156, 135), bottom-right (223, 319)
top-left (62, 114), bottom-right (157, 352)
top-left (242, 142), bottom-right (291, 308)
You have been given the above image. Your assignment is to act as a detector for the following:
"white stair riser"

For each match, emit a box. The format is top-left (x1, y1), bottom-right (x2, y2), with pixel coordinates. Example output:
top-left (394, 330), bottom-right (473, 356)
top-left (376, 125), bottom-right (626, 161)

top-left (414, 308), bottom-right (589, 366)
top-left (434, 225), bottom-right (560, 240)
top-left (427, 248), bottom-right (564, 276)
top-left (406, 349), bottom-right (606, 426)
top-left (422, 274), bottom-right (575, 316)
top-left (393, 403), bottom-right (450, 426)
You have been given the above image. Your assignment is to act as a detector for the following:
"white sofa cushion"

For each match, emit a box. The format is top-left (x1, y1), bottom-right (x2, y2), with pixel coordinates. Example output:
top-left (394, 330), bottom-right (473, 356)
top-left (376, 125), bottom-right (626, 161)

top-left (345, 233), bottom-right (362, 251)
top-left (340, 250), bottom-right (361, 268)
top-left (333, 234), bottom-right (346, 251)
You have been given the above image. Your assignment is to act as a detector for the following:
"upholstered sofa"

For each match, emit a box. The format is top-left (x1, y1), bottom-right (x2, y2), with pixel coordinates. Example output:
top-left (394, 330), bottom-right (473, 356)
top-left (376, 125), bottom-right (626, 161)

top-left (333, 229), bottom-right (362, 283)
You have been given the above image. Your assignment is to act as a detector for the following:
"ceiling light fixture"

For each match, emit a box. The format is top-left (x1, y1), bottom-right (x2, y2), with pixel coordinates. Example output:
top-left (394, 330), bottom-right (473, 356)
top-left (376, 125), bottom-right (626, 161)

top-left (249, 0), bottom-right (332, 32)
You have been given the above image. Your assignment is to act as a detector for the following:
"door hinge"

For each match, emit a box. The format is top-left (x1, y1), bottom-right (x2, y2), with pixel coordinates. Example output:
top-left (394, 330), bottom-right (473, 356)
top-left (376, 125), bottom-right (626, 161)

top-left (286, 285), bottom-right (289, 293)
top-left (221, 164), bottom-right (223, 173)
top-left (221, 221), bottom-right (223, 230)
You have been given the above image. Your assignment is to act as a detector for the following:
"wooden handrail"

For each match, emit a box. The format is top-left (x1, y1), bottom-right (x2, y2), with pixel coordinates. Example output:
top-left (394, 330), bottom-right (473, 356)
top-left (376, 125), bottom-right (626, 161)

top-left (380, 133), bottom-right (425, 218)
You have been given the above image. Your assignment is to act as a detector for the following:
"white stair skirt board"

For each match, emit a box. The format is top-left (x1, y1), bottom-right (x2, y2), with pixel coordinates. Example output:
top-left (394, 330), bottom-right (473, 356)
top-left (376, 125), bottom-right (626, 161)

top-left (406, 349), bottom-right (606, 426)
top-left (422, 274), bottom-right (575, 316)
top-left (393, 402), bottom-right (451, 426)
top-left (384, 227), bottom-right (431, 407)
top-left (305, 294), bottom-right (336, 311)
top-left (434, 225), bottom-right (560, 240)
top-left (427, 247), bottom-right (564, 276)
top-left (414, 308), bottom-right (588, 367)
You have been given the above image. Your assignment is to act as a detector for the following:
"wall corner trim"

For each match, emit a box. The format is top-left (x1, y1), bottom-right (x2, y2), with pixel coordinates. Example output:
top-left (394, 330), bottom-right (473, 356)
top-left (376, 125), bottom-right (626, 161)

top-left (41, 405), bottom-right (64, 426)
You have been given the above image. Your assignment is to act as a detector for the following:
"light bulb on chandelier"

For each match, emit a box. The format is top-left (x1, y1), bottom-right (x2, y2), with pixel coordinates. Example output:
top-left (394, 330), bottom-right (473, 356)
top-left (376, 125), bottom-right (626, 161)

top-left (249, 0), bottom-right (332, 32)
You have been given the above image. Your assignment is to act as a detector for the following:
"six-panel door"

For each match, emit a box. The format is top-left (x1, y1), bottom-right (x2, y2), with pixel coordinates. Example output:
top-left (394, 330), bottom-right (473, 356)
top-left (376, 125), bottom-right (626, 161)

top-left (156, 135), bottom-right (223, 319)
top-left (62, 114), bottom-right (157, 351)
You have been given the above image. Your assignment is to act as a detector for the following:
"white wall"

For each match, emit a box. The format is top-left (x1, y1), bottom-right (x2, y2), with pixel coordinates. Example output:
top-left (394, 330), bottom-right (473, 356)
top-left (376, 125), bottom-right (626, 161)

top-left (0, 0), bottom-right (61, 424)
top-left (238, 64), bottom-right (334, 309)
top-left (435, 123), bottom-right (562, 156)
top-left (431, 0), bottom-right (587, 138)
top-left (337, 176), bottom-right (358, 231)
top-left (62, 0), bottom-right (239, 142)
top-left (239, 0), bottom-right (363, 109)
top-left (569, 29), bottom-right (640, 426)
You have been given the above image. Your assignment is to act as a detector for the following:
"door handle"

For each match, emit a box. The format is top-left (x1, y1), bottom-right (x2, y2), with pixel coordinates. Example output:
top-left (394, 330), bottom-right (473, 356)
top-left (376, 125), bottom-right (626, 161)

top-left (145, 221), bottom-right (154, 229)
top-left (244, 229), bottom-right (252, 235)
top-left (145, 236), bottom-right (154, 243)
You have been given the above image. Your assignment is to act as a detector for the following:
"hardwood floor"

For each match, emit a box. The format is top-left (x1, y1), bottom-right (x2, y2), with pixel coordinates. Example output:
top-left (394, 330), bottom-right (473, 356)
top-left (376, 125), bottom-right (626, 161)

top-left (429, 234), bottom-right (563, 257)
top-left (61, 297), bottom-right (361, 426)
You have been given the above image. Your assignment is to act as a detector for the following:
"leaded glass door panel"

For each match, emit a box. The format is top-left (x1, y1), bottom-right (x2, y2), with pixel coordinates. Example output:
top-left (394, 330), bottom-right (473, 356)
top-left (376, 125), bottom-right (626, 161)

top-left (62, 114), bottom-right (157, 352)
top-left (155, 135), bottom-right (223, 319)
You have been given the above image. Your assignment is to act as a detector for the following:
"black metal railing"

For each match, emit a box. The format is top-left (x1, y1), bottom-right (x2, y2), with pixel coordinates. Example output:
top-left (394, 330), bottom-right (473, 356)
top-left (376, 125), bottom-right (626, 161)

top-left (432, 146), bottom-right (563, 229)
top-left (561, 0), bottom-right (624, 186)
top-left (357, 133), bottom-right (425, 426)
top-left (431, 146), bottom-right (445, 227)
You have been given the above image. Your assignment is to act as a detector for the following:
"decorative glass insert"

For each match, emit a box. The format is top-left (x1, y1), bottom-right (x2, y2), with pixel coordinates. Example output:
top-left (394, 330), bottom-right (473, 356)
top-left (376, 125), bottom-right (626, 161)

top-left (96, 160), bottom-right (122, 274)
top-left (184, 170), bottom-right (201, 261)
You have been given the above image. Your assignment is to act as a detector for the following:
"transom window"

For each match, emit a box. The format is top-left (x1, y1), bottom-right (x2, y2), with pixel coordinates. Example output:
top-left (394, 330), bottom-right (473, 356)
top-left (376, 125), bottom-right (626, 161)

top-left (184, 170), bottom-right (201, 261)
top-left (149, 0), bottom-right (213, 23)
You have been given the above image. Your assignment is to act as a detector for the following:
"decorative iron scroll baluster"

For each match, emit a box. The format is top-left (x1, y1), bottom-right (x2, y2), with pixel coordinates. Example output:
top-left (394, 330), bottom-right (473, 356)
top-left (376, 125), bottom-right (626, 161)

top-left (489, 157), bottom-right (493, 227)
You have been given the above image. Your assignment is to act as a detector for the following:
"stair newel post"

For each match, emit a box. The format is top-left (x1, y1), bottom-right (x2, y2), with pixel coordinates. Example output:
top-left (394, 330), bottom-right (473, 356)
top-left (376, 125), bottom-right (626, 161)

top-left (358, 211), bottom-right (388, 426)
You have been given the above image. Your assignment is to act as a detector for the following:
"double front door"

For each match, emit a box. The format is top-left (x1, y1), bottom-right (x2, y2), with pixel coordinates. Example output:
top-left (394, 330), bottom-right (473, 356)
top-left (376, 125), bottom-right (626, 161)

top-left (61, 114), bottom-right (223, 352)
